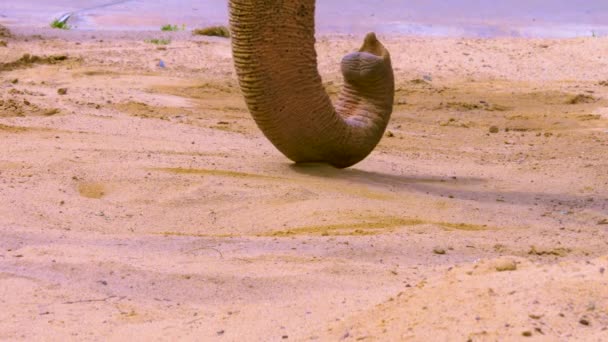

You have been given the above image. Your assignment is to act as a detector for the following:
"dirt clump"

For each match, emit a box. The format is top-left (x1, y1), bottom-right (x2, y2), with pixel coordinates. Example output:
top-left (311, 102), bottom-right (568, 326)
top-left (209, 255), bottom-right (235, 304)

top-left (0, 98), bottom-right (60, 117)
top-left (0, 54), bottom-right (68, 72)
top-left (567, 94), bottom-right (597, 105)
top-left (0, 25), bottom-right (11, 38)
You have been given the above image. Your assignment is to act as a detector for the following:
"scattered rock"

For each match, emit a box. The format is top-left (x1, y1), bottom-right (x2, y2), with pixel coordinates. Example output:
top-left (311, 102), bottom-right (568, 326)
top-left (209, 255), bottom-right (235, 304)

top-left (597, 219), bottom-right (608, 225)
top-left (522, 331), bottom-right (532, 337)
top-left (0, 40), bottom-right (6, 47)
top-left (57, 88), bottom-right (68, 95)
top-left (386, 131), bottom-right (395, 138)
top-left (489, 126), bottom-right (499, 133)
top-left (579, 318), bottom-right (590, 326)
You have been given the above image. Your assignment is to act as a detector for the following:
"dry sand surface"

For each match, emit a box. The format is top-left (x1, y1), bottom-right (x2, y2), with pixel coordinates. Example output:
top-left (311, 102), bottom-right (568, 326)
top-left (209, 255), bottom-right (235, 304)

top-left (1, 26), bottom-right (608, 341)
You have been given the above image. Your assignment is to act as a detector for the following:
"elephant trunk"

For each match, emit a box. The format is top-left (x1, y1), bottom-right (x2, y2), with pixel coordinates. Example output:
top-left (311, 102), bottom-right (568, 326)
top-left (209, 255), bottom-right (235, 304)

top-left (229, 0), bottom-right (394, 168)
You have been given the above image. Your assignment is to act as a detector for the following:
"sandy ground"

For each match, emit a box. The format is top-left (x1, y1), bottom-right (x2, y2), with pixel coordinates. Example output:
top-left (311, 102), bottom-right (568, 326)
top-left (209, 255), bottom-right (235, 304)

top-left (1, 25), bottom-right (608, 341)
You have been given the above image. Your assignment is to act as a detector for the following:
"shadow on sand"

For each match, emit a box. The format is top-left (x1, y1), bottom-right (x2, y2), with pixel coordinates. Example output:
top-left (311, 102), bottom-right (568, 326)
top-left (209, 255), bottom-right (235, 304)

top-left (288, 163), bottom-right (607, 212)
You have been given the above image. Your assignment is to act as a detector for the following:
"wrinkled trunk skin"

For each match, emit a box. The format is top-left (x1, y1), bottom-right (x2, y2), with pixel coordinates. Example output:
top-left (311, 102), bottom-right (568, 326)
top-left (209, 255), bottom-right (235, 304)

top-left (229, 0), bottom-right (394, 168)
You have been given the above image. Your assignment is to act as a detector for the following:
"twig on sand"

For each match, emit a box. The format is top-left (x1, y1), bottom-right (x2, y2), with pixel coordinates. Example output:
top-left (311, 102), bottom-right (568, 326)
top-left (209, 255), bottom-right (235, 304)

top-left (186, 317), bottom-right (206, 325)
top-left (185, 246), bottom-right (224, 258)
top-left (63, 295), bottom-right (117, 305)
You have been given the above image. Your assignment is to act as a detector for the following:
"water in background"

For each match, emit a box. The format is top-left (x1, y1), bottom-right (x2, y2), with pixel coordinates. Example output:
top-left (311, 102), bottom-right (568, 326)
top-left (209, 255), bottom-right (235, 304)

top-left (1, 0), bottom-right (607, 38)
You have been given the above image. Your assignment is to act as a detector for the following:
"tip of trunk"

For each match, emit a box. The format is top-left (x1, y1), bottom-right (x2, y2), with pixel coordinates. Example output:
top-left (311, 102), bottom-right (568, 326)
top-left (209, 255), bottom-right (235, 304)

top-left (360, 32), bottom-right (389, 58)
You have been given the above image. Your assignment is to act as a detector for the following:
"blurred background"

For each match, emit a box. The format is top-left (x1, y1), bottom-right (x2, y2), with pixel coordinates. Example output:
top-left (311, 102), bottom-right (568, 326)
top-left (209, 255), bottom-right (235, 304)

top-left (1, 0), bottom-right (607, 37)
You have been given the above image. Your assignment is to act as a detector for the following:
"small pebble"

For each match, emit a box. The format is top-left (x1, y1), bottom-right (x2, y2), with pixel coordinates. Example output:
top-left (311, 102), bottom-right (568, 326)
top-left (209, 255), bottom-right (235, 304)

top-left (57, 88), bottom-right (67, 95)
top-left (522, 331), bottom-right (532, 337)
top-left (433, 248), bottom-right (446, 255)
top-left (489, 126), bottom-right (499, 133)
top-left (579, 318), bottom-right (590, 326)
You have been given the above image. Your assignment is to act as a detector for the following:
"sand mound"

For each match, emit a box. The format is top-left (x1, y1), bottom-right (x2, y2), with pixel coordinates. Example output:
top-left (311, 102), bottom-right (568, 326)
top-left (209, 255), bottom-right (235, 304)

top-left (326, 256), bottom-right (608, 340)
